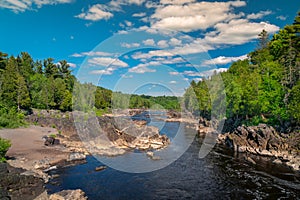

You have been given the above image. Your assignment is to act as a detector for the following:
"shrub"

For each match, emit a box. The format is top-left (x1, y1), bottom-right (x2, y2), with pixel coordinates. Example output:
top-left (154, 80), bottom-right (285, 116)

top-left (0, 105), bottom-right (26, 128)
top-left (0, 137), bottom-right (11, 162)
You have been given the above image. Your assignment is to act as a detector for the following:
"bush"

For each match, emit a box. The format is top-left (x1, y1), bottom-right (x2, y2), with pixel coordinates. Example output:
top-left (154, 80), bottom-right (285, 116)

top-left (0, 105), bottom-right (26, 128)
top-left (0, 137), bottom-right (11, 162)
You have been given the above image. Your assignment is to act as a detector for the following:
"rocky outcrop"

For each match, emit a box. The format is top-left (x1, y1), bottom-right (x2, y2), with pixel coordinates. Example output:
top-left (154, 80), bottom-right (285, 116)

top-left (49, 189), bottom-right (87, 200)
top-left (98, 116), bottom-right (170, 151)
top-left (218, 124), bottom-right (300, 171)
top-left (34, 189), bottom-right (87, 200)
top-left (0, 163), bottom-right (45, 200)
top-left (27, 110), bottom-right (171, 154)
top-left (26, 110), bottom-right (76, 137)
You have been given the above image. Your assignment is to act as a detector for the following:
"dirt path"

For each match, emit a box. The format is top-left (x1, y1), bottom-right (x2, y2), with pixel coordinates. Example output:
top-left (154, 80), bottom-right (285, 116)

top-left (0, 126), bottom-right (70, 178)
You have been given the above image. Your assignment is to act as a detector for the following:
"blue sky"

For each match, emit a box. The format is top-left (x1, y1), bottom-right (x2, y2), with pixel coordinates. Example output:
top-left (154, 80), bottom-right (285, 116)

top-left (0, 0), bottom-right (299, 96)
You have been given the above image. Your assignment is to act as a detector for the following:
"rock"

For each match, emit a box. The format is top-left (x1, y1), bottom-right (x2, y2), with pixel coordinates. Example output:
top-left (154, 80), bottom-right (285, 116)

top-left (0, 163), bottom-right (45, 200)
top-left (43, 166), bottom-right (57, 173)
top-left (95, 166), bottom-right (107, 172)
top-left (67, 153), bottom-right (86, 162)
top-left (44, 136), bottom-right (60, 146)
top-left (49, 189), bottom-right (87, 200)
top-left (245, 156), bottom-right (256, 165)
top-left (273, 159), bottom-right (282, 164)
top-left (146, 151), bottom-right (161, 160)
top-left (259, 150), bottom-right (273, 156)
top-left (34, 191), bottom-right (49, 200)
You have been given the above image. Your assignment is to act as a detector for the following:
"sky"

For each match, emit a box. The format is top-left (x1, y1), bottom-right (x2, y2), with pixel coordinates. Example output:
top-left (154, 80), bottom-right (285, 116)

top-left (0, 0), bottom-right (299, 96)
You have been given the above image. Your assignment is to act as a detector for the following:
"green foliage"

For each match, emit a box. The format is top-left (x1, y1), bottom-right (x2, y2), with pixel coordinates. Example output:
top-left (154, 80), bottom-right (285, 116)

top-left (183, 12), bottom-right (300, 128)
top-left (0, 106), bottom-right (26, 128)
top-left (49, 134), bottom-right (56, 138)
top-left (0, 137), bottom-right (11, 162)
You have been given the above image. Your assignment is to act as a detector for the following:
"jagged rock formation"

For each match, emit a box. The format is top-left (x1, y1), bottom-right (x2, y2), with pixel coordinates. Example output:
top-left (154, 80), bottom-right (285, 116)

top-left (217, 124), bottom-right (300, 170)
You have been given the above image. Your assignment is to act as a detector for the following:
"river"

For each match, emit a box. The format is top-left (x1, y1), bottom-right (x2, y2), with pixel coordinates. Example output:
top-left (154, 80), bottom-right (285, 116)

top-left (46, 111), bottom-right (300, 199)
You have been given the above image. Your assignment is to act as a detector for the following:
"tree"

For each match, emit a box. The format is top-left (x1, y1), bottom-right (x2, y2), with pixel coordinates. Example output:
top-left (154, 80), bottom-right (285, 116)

top-left (44, 58), bottom-right (58, 78)
top-left (258, 29), bottom-right (269, 49)
top-left (0, 56), bottom-right (19, 107)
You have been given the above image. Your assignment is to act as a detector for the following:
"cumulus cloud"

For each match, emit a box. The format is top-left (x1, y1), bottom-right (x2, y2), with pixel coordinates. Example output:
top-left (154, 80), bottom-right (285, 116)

top-left (121, 42), bottom-right (140, 48)
top-left (183, 68), bottom-right (228, 78)
top-left (71, 51), bottom-right (116, 57)
top-left (0, 0), bottom-right (73, 12)
top-left (142, 39), bottom-right (155, 46)
top-left (160, 0), bottom-right (196, 5)
top-left (128, 61), bottom-right (159, 73)
top-left (132, 50), bottom-right (174, 60)
top-left (133, 12), bottom-right (147, 17)
top-left (204, 19), bottom-right (280, 45)
top-left (169, 71), bottom-right (179, 75)
top-left (247, 10), bottom-right (272, 20)
top-left (151, 1), bottom-right (246, 32)
top-left (203, 54), bottom-right (248, 65)
top-left (90, 68), bottom-right (114, 75)
top-left (157, 40), bottom-right (169, 48)
top-left (88, 57), bottom-right (128, 68)
top-left (67, 62), bottom-right (77, 68)
top-left (75, 4), bottom-right (113, 21)
top-left (169, 38), bottom-right (182, 46)
top-left (276, 15), bottom-right (287, 21)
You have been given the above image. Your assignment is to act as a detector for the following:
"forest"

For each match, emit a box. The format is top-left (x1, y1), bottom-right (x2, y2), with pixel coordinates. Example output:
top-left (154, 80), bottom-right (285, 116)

top-left (183, 12), bottom-right (300, 130)
top-left (0, 52), bottom-right (179, 128)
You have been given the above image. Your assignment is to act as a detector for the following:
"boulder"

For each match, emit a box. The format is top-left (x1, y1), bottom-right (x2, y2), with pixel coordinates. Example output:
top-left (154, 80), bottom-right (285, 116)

top-left (67, 153), bottom-right (86, 162)
top-left (49, 189), bottom-right (87, 200)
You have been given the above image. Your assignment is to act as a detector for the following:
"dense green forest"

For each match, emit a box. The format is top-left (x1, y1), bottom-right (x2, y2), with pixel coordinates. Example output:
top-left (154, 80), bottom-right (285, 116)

top-left (184, 12), bottom-right (300, 129)
top-left (0, 51), bottom-right (179, 128)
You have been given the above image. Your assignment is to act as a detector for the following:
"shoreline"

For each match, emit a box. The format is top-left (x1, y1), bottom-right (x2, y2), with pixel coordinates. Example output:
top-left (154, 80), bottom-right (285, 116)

top-left (1, 110), bottom-right (299, 199)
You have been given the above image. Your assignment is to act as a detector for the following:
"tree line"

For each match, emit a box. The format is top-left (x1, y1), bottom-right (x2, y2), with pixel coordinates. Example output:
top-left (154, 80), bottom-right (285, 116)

top-left (183, 12), bottom-right (300, 129)
top-left (0, 51), bottom-right (180, 128)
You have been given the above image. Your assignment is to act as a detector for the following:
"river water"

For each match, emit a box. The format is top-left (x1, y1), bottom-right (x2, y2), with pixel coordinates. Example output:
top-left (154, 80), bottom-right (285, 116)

top-left (46, 111), bottom-right (300, 199)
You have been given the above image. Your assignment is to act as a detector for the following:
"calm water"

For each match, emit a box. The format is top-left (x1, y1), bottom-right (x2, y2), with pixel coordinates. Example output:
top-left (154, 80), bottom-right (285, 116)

top-left (46, 112), bottom-right (300, 199)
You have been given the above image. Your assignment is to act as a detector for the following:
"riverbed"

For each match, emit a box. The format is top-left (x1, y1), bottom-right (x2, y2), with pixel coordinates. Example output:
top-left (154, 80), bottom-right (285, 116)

top-left (46, 111), bottom-right (300, 199)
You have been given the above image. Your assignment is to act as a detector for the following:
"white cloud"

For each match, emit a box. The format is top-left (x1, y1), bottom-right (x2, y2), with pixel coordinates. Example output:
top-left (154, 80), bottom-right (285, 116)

top-left (203, 54), bottom-right (248, 65)
top-left (122, 74), bottom-right (133, 78)
top-left (247, 10), bottom-right (272, 20)
top-left (125, 20), bottom-right (133, 27)
top-left (127, 0), bottom-right (145, 5)
top-left (183, 68), bottom-right (228, 78)
top-left (88, 57), bottom-right (128, 68)
top-left (67, 62), bottom-right (77, 68)
top-left (142, 39), bottom-right (155, 46)
top-left (71, 51), bottom-right (115, 57)
top-left (157, 40), bottom-right (169, 48)
top-left (128, 61), bottom-right (159, 73)
top-left (75, 4), bottom-right (113, 21)
top-left (0, 0), bottom-right (73, 12)
top-left (117, 30), bottom-right (129, 34)
top-left (151, 1), bottom-right (246, 32)
top-left (132, 12), bottom-right (146, 17)
top-left (169, 38), bottom-right (182, 46)
top-left (132, 50), bottom-right (173, 60)
top-left (200, 68), bottom-right (228, 77)
top-left (90, 68), bottom-right (114, 75)
top-left (109, 0), bottom-right (145, 11)
top-left (204, 19), bottom-right (280, 45)
top-left (121, 42), bottom-right (140, 48)
top-left (183, 70), bottom-right (202, 77)
top-left (169, 71), bottom-right (179, 75)
top-left (169, 80), bottom-right (177, 84)
top-left (160, 0), bottom-right (196, 5)
top-left (276, 15), bottom-right (287, 21)
top-left (193, 77), bottom-right (203, 82)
